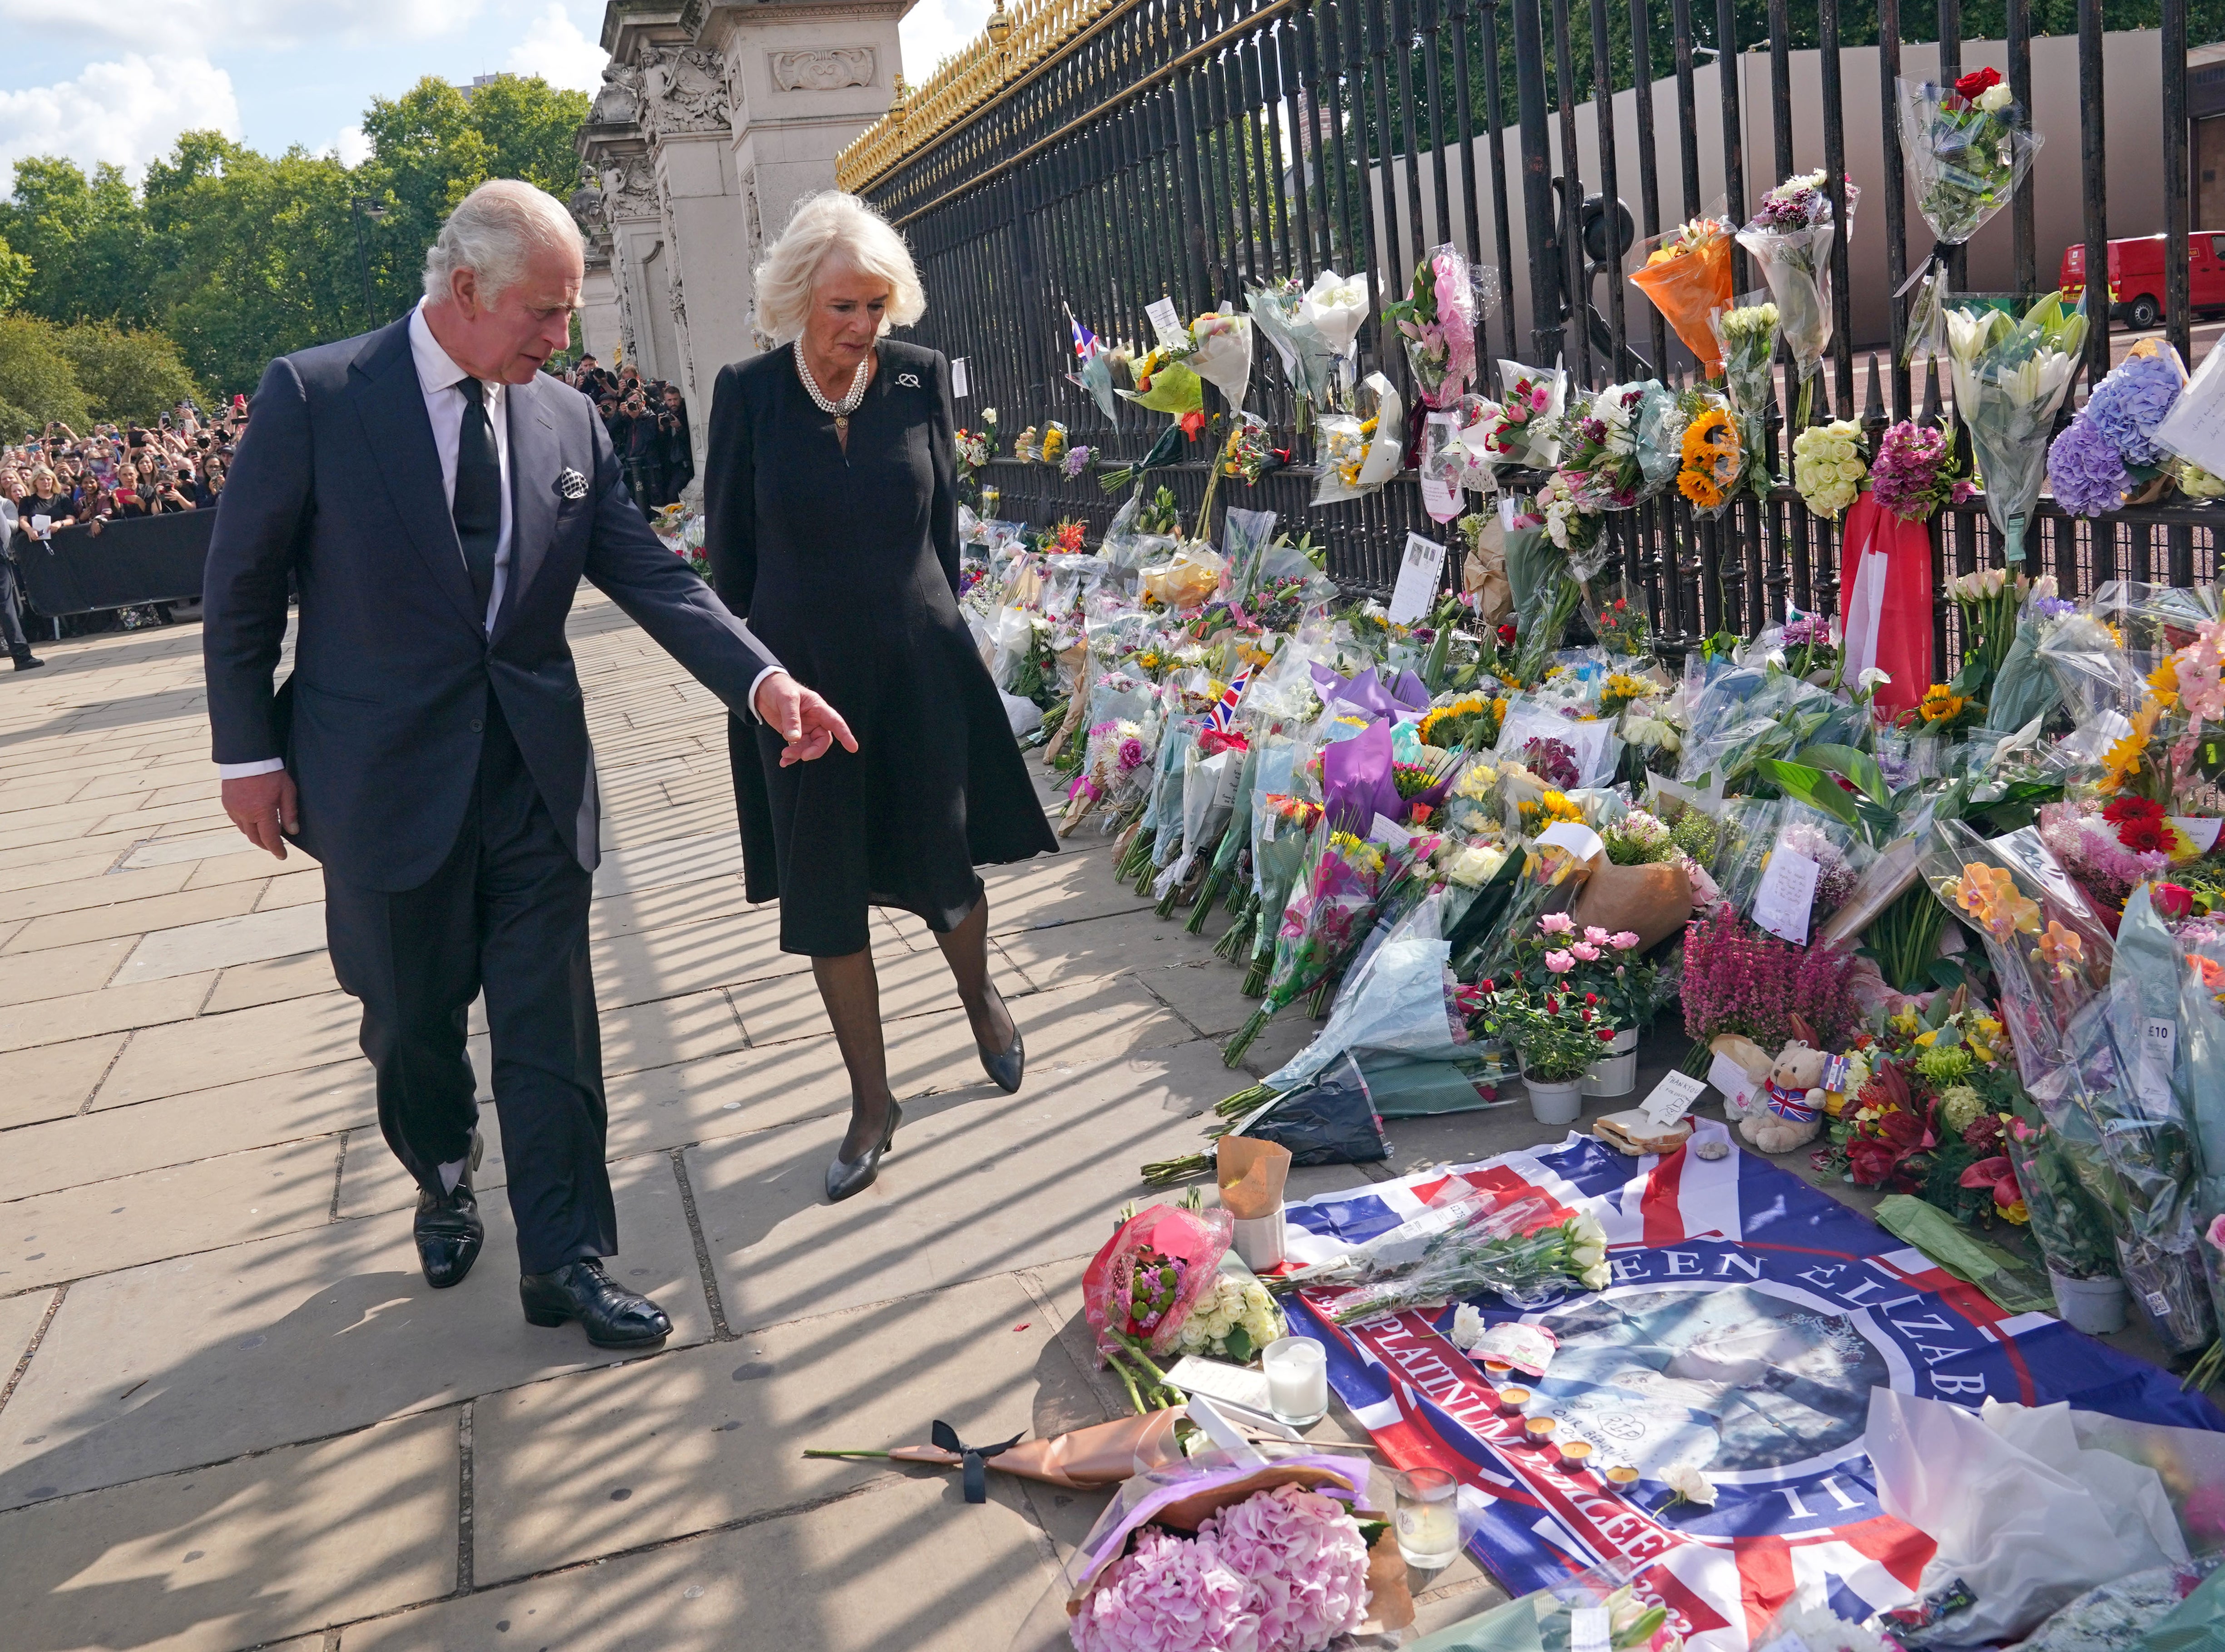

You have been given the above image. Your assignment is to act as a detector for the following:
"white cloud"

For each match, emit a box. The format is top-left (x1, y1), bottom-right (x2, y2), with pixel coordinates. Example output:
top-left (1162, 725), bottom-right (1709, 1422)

top-left (899, 0), bottom-right (990, 83)
top-left (0, 0), bottom-right (481, 54)
top-left (334, 124), bottom-right (372, 168)
top-left (0, 52), bottom-right (241, 184)
top-left (505, 3), bottom-right (607, 94)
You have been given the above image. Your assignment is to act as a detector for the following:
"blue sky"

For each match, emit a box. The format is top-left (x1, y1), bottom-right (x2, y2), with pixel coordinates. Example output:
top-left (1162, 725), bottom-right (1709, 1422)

top-left (0, 0), bottom-right (990, 185)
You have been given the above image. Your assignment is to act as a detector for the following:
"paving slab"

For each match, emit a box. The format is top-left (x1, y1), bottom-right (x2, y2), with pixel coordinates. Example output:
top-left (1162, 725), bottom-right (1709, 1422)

top-left (3, 884), bottom-right (267, 956)
top-left (587, 871), bottom-right (758, 942)
top-left (471, 1267), bottom-right (1098, 1581)
top-left (0, 862), bottom-right (198, 924)
top-left (94, 990), bottom-right (365, 1109)
top-left (593, 985), bottom-right (748, 1080)
top-left (342, 1471), bottom-right (1058, 1652)
top-left (590, 831), bottom-right (741, 898)
top-left (587, 904), bottom-right (816, 1010)
top-left (256, 870), bottom-right (331, 910)
top-left (0, 853), bottom-right (119, 898)
top-left (202, 950), bottom-right (337, 1014)
top-left (183, 849), bottom-right (318, 889)
top-left (0, 936), bottom-right (136, 1008)
top-left (0, 1285), bottom-right (56, 1376)
top-left (686, 1034), bottom-right (1242, 1332)
top-left (112, 830), bottom-right (247, 870)
top-left (0, 1133), bottom-right (342, 1292)
top-left (0, 779), bottom-right (97, 814)
top-left (726, 939), bottom-right (1030, 1046)
top-left (3, 1062), bottom-right (376, 1202)
top-left (980, 850), bottom-right (1147, 934)
top-left (112, 903), bottom-right (328, 986)
top-left (0, 972), bottom-right (214, 1055)
top-left (0, 1155), bottom-right (707, 1509)
top-left (0, 1408), bottom-right (457, 1652)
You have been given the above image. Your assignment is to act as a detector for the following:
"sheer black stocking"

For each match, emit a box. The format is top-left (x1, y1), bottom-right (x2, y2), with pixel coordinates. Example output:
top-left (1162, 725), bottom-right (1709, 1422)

top-left (813, 949), bottom-right (893, 1161)
top-left (934, 894), bottom-right (1015, 1055)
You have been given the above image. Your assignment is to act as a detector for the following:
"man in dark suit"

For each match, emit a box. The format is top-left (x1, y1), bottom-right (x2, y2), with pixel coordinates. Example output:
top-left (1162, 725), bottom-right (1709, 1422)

top-left (203, 179), bottom-right (853, 1349)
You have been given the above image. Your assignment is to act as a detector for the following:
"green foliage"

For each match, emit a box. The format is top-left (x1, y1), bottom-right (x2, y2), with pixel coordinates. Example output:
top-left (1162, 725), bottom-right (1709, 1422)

top-left (55, 322), bottom-right (203, 425)
top-left (0, 73), bottom-right (592, 399)
top-left (0, 313), bottom-right (91, 437)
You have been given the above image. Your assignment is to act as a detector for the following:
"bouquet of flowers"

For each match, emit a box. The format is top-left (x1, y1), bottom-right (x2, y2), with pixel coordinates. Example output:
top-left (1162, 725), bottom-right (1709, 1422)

top-left (1737, 170), bottom-right (1860, 428)
top-left (1170, 1269), bottom-right (1286, 1363)
top-left (1241, 794), bottom-right (1324, 994)
top-left (1946, 290), bottom-right (2088, 565)
top-left (1945, 565), bottom-right (2029, 704)
top-left (1899, 67), bottom-right (2045, 361)
top-left (1586, 585), bottom-right (1652, 659)
top-left (1553, 379), bottom-right (1662, 516)
top-left (1674, 389), bottom-right (1744, 518)
top-left (1384, 243), bottom-right (1482, 408)
top-left (1869, 419), bottom-right (1970, 521)
top-left (2048, 339), bottom-right (2189, 516)
top-left (1628, 212), bottom-right (1736, 377)
top-left (1223, 820), bottom-right (1395, 1064)
top-left (1173, 308), bottom-right (1257, 410)
top-left (2002, 1102), bottom-right (2122, 1283)
top-left (1792, 419), bottom-right (1867, 518)
top-left (1312, 372), bottom-right (1406, 506)
top-left (1712, 299), bottom-right (1779, 420)
top-left (1080, 1200), bottom-right (1235, 1406)
top-left (1306, 1193), bottom-right (1613, 1322)
top-left (1245, 276), bottom-right (1341, 422)
top-left (1460, 360), bottom-right (1568, 476)
top-left (1216, 412), bottom-right (1281, 487)
top-left (1984, 575), bottom-right (2077, 730)
top-left (1296, 269), bottom-right (1370, 400)
top-left (955, 424), bottom-right (994, 500)
top-left (1065, 311), bottom-right (1120, 422)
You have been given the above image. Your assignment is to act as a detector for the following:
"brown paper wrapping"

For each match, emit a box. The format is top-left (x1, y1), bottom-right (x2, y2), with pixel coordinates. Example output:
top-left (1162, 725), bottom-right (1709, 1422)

top-left (1216, 1136), bottom-right (1292, 1220)
top-left (1461, 515), bottom-right (1512, 625)
top-left (889, 1408), bottom-right (1188, 1490)
top-left (1361, 1525), bottom-right (1417, 1634)
top-left (1570, 856), bottom-right (1694, 953)
top-left (1044, 647), bottom-right (1092, 767)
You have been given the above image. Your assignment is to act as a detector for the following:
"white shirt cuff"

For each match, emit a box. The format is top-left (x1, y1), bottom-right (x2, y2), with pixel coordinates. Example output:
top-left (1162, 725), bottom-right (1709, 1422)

top-left (747, 665), bottom-right (785, 724)
top-left (217, 758), bottom-right (287, 779)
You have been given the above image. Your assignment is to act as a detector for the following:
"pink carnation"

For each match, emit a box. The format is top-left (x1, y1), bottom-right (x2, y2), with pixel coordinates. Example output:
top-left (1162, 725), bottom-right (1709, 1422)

top-left (1545, 950), bottom-right (1576, 973)
top-left (1540, 913), bottom-right (1576, 934)
top-left (1071, 1526), bottom-right (1246, 1652)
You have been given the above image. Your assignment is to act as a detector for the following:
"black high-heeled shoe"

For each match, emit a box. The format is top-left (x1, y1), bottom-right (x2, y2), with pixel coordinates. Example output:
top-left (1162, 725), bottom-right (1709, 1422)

top-left (976, 987), bottom-right (1025, 1094)
top-left (825, 1098), bottom-right (902, 1204)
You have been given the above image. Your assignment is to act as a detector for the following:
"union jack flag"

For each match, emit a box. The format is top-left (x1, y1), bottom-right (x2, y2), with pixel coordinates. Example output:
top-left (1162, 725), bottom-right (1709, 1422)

top-left (1068, 307), bottom-right (1100, 362)
top-left (1209, 666), bottom-right (1252, 729)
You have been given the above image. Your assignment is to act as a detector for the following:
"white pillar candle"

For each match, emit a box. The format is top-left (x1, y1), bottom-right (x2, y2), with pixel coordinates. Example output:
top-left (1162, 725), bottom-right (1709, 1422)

top-left (1262, 1334), bottom-right (1328, 1425)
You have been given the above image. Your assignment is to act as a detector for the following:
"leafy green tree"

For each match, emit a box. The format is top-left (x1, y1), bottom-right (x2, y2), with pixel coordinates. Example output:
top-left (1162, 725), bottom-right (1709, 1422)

top-left (0, 228), bottom-right (28, 312)
top-left (55, 321), bottom-right (203, 425)
top-left (0, 158), bottom-right (158, 327)
top-left (0, 314), bottom-right (92, 435)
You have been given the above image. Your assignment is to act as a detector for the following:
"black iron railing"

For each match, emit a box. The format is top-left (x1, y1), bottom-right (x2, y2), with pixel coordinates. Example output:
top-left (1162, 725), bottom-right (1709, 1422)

top-left (859, 0), bottom-right (2217, 667)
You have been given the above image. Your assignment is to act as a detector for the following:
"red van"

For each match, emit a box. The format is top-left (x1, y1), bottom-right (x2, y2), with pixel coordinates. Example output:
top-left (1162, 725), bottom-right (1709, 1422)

top-left (2060, 234), bottom-right (2225, 330)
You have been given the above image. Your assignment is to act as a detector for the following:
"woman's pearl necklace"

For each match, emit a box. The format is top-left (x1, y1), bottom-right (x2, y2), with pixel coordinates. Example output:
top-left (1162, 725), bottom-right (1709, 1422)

top-left (795, 340), bottom-right (869, 435)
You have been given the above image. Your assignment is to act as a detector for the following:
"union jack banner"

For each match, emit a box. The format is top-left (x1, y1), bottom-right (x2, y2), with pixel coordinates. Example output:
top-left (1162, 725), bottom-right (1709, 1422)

top-left (1209, 667), bottom-right (1251, 729)
top-left (1282, 1119), bottom-right (2221, 1652)
top-left (1069, 307), bottom-right (1100, 361)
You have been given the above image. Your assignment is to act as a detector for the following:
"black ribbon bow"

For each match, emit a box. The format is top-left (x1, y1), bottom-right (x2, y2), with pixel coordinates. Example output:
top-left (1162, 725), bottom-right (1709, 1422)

top-left (930, 1419), bottom-right (1025, 1504)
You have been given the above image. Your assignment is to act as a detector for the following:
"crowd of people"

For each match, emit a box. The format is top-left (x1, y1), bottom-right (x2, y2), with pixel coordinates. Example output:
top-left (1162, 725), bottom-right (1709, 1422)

top-left (0, 398), bottom-right (247, 666)
top-left (558, 356), bottom-right (694, 515)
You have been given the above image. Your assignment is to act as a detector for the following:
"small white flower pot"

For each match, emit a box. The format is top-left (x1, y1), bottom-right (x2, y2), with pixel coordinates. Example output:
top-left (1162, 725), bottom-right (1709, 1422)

top-left (2048, 1269), bottom-right (2128, 1335)
top-left (1583, 1028), bottom-right (1641, 1098)
top-left (1524, 1073), bottom-right (1586, 1126)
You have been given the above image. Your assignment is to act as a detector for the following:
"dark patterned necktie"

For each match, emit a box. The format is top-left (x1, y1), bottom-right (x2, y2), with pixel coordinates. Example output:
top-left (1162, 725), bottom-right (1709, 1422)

top-left (453, 377), bottom-right (500, 620)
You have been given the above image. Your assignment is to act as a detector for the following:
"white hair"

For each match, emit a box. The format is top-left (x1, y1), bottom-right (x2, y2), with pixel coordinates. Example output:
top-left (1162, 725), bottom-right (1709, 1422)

top-left (422, 179), bottom-right (583, 305)
top-left (752, 191), bottom-right (926, 345)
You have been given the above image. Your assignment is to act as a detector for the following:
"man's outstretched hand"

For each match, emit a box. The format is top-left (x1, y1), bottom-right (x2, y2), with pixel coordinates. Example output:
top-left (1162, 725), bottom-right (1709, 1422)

top-left (223, 769), bottom-right (301, 858)
top-left (753, 671), bottom-right (858, 767)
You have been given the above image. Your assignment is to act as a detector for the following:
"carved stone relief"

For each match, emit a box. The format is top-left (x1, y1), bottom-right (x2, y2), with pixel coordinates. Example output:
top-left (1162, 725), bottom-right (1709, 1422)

top-left (768, 47), bottom-right (876, 92)
top-left (603, 156), bottom-right (658, 221)
top-left (589, 60), bottom-right (642, 127)
top-left (636, 44), bottom-right (731, 137)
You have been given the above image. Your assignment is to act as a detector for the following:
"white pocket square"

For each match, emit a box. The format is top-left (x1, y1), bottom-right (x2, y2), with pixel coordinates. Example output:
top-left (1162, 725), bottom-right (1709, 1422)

top-left (555, 468), bottom-right (589, 501)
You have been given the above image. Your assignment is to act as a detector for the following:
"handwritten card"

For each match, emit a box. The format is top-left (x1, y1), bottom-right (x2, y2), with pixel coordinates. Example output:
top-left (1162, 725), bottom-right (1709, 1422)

top-left (1145, 297), bottom-right (1187, 350)
top-left (1387, 531), bottom-right (1447, 626)
top-left (1753, 845), bottom-right (1820, 944)
top-left (1421, 472), bottom-right (1462, 520)
top-left (2174, 817), bottom-right (2224, 854)
top-left (1709, 1050), bottom-right (1759, 1114)
top-left (2156, 339), bottom-right (2225, 476)
top-left (951, 357), bottom-right (970, 399)
top-left (1640, 1070), bottom-right (1710, 1130)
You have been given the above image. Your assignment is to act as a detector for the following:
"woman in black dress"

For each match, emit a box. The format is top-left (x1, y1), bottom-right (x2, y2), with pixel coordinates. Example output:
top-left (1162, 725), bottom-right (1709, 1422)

top-left (704, 191), bottom-right (1056, 1204)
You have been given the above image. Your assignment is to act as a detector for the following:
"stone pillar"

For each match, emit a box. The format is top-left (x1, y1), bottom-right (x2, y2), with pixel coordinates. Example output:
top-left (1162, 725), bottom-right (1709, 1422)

top-left (580, 0), bottom-right (912, 498)
top-left (567, 175), bottom-right (624, 367)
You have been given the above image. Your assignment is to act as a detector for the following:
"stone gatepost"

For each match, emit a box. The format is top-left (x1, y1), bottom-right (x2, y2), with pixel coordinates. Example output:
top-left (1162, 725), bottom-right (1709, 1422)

top-left (578, 0), bottom-right (912, 499)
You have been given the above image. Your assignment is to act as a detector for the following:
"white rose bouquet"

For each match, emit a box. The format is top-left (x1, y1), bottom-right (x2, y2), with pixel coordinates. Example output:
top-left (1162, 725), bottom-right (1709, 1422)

top-left (1171, 1271), bottom-right (1286, 1364)
top-left (1791, 418), bottom-right (1867, 518)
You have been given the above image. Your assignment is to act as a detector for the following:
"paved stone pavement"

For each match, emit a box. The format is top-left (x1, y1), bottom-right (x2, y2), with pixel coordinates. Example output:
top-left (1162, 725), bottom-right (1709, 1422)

top-left (0, 592), bottom-right (2207, 1652)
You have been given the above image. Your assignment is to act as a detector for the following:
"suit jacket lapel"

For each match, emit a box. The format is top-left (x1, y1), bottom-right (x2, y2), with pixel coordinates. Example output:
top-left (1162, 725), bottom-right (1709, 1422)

top-left (347, 318), bottom-right (482, 635)
top-left (500, 374), bottom-right (559, 636)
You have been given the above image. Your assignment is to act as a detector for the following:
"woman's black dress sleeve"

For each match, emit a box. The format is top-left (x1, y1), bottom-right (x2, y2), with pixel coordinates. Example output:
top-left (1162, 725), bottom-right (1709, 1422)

top-left (704, 339), bottom-right (1056, 957)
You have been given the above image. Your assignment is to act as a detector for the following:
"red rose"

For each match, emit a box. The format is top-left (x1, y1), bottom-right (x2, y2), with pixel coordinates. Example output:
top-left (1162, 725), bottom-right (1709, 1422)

top-left (1480, 978), bottom-right (1495, 994)
top-left (1954, 66), bottom-right (2002, 100)
top-left (1598, 1027), bottom-right (1617, 1042)
top-left (1584, 992), bottom-right (1599, 1004)
top-left (2153, 882), bottom-right (2195, 921)
top-left (1497, 623), bottom-right (1518, 646)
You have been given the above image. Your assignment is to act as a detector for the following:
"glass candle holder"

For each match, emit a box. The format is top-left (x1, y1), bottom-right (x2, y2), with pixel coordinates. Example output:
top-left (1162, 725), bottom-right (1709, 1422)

top-left (1393, 1466), bottom-right (1461, 1570)
top-left (1261, 1335), bottom-right (1329, 1427)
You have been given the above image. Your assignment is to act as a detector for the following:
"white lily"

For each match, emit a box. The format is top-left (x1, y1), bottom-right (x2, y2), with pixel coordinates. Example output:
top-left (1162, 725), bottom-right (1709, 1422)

top-left (1662, 1463), bottom-right (1717, 1507)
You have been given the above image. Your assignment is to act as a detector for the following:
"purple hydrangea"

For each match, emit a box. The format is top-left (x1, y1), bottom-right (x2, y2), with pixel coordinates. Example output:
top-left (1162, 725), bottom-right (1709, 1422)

top-left (2048, 416), bottom-right (2131, 516)
top-left (2080, 349), bottom-right (2182, 467)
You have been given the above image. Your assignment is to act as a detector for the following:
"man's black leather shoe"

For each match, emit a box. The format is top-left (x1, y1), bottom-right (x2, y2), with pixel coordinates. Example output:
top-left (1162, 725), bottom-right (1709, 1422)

top-left (519, 1259), bottom-right (672, 1348)
top-left (413, 1130), bottom-right (483, 1289)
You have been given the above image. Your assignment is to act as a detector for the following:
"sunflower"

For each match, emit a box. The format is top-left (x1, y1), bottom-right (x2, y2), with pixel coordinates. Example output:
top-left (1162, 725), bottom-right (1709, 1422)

top-left (1919, 684), bottom-right (1965, 723)
top-left (1676, 407), bottom-right (1739, 510)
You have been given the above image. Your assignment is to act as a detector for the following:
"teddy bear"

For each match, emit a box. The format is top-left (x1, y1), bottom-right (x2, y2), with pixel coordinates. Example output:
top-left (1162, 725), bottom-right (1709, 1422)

top-left (1708, 1034), bottom-right (1829, 1155)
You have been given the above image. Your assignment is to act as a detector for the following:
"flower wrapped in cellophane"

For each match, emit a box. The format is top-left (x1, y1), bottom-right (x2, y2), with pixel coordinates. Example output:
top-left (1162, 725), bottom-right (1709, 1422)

top-left (1244, 277), bottom-right (1339, 424)
top-left (1222, 819), bottom-right (1398, 1065)
top-left (1899, 67), bottom-right (2044, 362)
top-left (1792, 419), bottom-right (1867, 519)
top-left (1673, 388), bottom-right (1744, 519)
top-left (1947, 290), bottom-right (2087, 565)
top-left (1384, 243), bottom-right (1482, 409)
top-left (2048, 338), bottom-right (2188, 517)
top-left (1171, 308), bottom-right (1255, 410)
top-left (1312, 371), bottom-right (1406, 506)
top-left (1239, 793), bottom-right (1323, 994)
top-left (1628, 211), bottom-right (1735, 377)
top-left (1080, 1201), bottom-right (1234, 1410)
top-left (1738, 170), bottom-right (1860, 426)
top-left (1459, 359), bottom-right (1568, 479)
